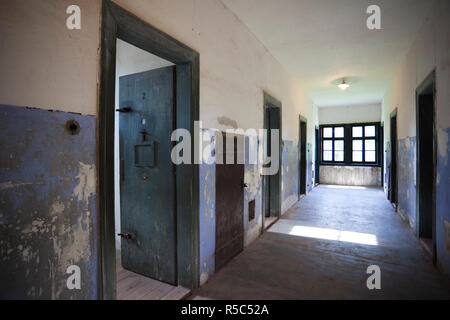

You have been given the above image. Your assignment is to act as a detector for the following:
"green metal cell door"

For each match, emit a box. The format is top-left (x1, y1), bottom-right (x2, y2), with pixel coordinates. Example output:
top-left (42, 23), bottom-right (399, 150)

top-left (118, 66), bottom-right (176, 285)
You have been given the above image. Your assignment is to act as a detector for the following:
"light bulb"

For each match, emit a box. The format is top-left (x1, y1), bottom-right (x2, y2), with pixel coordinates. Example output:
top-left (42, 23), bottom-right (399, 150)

top-left (338, 79), bottom-right (349, 90)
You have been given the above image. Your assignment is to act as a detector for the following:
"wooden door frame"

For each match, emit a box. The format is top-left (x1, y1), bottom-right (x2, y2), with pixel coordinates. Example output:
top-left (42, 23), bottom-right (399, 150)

top-left (99, 0), bottom-right (200, 299)
top-left (262, 92), bottom-right (282, 231)
top-left (415, 70), bottom-right (437, 264)
top-left (298, 115), bottom-right (307, 198)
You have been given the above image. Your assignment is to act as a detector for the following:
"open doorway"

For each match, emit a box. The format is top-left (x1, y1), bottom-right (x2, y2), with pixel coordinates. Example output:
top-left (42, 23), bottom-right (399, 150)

top-left (299, 116), bottom-right (307, 197)
top-left (389, 110), bottom-right (398, 208)
top-left (263, 93), bottom-right (282, 230)
top-left (114, 39), bottom-right (185, 299)
top-left (416, 71), bottom-right (436, 262)
top-left (99, 0), bottom-right (200, 300)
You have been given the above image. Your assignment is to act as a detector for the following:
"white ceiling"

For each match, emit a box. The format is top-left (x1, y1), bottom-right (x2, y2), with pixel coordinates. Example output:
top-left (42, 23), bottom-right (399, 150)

top-left (221, 0), bottom-right (434, 107)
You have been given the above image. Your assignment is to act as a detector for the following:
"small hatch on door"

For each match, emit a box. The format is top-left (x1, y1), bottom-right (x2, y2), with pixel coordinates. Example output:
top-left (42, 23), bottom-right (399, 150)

top-left (135, 142), bottom-right (157, 168)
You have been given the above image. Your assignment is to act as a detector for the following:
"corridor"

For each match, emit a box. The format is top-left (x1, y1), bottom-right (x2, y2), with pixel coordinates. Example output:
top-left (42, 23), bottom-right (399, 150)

top-left (1, 0), bottom-right (450, 301)
top-left (192, 185), bottom-right (450, 300)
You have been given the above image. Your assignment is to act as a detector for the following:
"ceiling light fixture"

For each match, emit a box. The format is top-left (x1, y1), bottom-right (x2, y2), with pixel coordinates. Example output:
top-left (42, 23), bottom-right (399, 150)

top-left (338, 79), bottom-right (349, 90)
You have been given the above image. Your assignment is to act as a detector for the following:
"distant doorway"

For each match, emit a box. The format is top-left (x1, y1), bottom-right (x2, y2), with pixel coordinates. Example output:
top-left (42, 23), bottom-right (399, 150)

top-left (416, 71), bottom-right (436, 263)
top-left (299, 116), bottom-right (307, 197)
top-left (263, 93), bottom-right (282, 230)
top-left (389, 110), bottom-right (397, 207)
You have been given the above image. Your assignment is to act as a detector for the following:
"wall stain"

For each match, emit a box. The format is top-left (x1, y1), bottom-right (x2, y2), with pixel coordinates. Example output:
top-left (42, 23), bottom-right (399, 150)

top-left (217, 116), bottom-right (238, 129)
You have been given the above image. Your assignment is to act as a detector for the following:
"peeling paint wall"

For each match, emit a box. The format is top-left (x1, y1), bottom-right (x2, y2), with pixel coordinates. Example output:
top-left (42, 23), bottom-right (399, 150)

top-left (0, 105), bottom-right (98, 299)
top-left (199, 130), bottom-right (216, 286)
top-left (436, 128), bottom-right (450, 273)
top-left (319, 166), bottom-right (381, 187)
top-left (281, 140), bottom-right (314, 214)
top-left (281, 140), bottom-right (299, 213)
top-left (381, 0), bottom-right (450, 276)
top-left (243, 135), bottom-right (263, 246)
top-left (307, 143), bottom-right (314, 192)
top-left (397, 137), bottom-right (416, 228)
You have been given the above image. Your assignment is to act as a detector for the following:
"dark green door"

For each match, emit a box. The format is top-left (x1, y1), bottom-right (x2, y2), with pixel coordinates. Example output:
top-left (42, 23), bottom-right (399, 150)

top-left (119, 66), bottom-right (176, 285)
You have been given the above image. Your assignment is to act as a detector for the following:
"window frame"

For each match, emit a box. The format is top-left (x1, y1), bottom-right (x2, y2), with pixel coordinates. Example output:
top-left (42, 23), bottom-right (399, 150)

top-left (321, 125), bottom-right (345, 164)
top-left (319, 122), bottom-right (381, 167)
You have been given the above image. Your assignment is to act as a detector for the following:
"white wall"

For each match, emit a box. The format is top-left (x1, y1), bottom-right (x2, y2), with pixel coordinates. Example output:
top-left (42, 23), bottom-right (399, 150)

top-left (112, 0), bottom-right (315, 145)
top-left (1, 0), bottom-right (315, 139)
top-left (0, 0), bottom-right (100, 115)
top-left (381, 0), bottom-right (450, 141)
top-left (319, 103), bottom-right (381, 125)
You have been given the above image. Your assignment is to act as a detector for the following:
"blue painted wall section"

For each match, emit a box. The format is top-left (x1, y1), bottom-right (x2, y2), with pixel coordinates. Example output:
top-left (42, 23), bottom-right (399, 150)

top-left (397, 137), bottom-right (417, 228)
top-left (199, 129), bottom-right (216, 285)
top-left (244, 135), bottom-right (262, 246)
top-left (436, 127), bottom-right (450, 276)
top-left (307, 142), bottom-right (313, 192)
top-left (0, 105), bottom-right (98, 299)
top-left (281, 140), bottom-right (299, 213)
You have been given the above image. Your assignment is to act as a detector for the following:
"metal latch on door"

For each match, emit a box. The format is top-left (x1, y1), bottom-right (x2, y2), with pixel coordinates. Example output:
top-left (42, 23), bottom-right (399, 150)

top-left (116, 107), bottom-right (132, 113)
top-left (118, 232), bottom-right (136, 240)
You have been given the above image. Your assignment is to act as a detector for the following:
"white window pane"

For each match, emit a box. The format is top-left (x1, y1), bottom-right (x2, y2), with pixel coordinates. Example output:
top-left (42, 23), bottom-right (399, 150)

top-left (365, 125), bottom-right (376, 137)
top-left (365, 151), bottom-right (376, 162)
top-left (323, 127), bottom-right (333, 138)
top-left (323, 140), bottom-right (332, 151)
top-left (352, 126), bottom-right (363, 137)
top-left (365, 139), bottom-right (376, 151)
top-left (353, 140), bottom-right (363, 151)
top-left (353, 151), bottom-right (362, 162)
top-left (323, 151), bottom-right (332, 161)
top-left (335, 127), bottom-right (344, 138)
top-left (334, 151), bottom-right (344, 162)
top-left (334, 140), bottom-right (344, 151)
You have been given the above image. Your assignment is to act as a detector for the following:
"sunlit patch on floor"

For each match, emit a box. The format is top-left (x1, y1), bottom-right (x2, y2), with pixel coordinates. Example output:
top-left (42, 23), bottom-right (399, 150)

top-left (269, 219), bottom-right (378, 246)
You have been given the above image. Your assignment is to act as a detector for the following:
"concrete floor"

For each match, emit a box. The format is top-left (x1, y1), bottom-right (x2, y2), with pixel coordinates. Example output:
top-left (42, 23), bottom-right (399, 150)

top-left (191, 185), bottom-right (450, 299)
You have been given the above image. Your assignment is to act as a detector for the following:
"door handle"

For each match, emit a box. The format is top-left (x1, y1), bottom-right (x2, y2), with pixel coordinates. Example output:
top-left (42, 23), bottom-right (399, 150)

top-left (241, 182), bottom-right (248, 189)
top-left (116, 107), bottom-right (132, 113)
top-left (118, 232), bottom-right (135, 240)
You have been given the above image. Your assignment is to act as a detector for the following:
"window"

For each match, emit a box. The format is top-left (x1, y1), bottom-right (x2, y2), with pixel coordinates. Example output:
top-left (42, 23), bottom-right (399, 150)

top-left (320, 123), bottom-right (380, 166)
top-left (321, 126), bottom-right (344, 162)
top-left (351, 125), bottom-right (376, 163)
